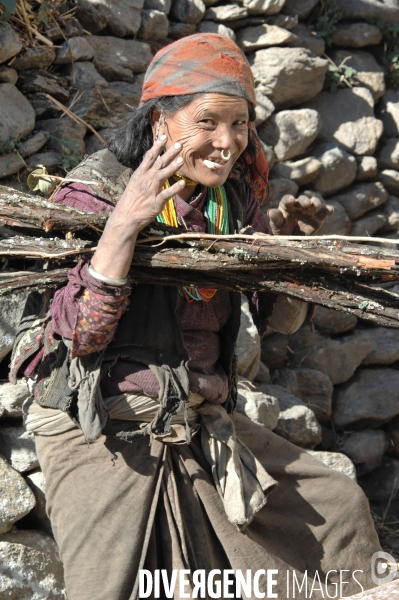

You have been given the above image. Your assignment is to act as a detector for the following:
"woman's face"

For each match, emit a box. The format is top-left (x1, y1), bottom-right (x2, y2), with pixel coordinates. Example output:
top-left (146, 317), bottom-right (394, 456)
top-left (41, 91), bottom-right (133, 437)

top-left (152, 93), bottom-right (250, 188)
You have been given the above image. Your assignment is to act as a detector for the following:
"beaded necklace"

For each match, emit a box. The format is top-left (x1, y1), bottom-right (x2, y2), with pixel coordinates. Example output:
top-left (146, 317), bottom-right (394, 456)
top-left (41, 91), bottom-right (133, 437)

top-left (156, 180), bottom-right (229, 302)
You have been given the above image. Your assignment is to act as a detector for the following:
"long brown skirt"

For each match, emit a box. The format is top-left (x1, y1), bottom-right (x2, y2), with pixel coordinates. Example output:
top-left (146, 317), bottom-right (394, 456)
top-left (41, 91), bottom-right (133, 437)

top-left (35, 412), bottom-right (382, 600)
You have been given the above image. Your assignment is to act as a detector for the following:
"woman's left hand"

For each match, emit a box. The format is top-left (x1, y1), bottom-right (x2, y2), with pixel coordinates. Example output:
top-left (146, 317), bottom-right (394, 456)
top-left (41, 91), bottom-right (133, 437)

top-left (268, 194), bottom-right (334, 236)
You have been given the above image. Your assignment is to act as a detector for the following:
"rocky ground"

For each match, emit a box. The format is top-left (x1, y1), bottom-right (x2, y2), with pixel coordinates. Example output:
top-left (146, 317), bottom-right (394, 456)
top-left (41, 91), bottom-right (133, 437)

top-left (2, 0), bottom-right (399, 596)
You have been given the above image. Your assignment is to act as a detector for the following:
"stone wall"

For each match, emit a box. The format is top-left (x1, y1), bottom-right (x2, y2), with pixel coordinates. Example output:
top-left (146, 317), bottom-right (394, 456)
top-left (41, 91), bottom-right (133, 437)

top-left (1, 0), bottom-right (399, 594)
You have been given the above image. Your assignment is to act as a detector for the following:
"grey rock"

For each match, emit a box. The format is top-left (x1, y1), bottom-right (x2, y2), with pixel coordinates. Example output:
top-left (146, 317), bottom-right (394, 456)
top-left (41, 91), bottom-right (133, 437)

top-left (272, 386), bottom-right (322, 448)
top-left (0, 292), bottom-right (28, 361)
top-left (249, 47), bottom-right (328, 109)
top-left (171, 0), bottom-right (206, 22)
top-left (84, 130), bottom-right (110, 155)
top-left (333, 367), bottom-right (399, 428)
top-left (12, 47), bottom-right (56, 71)
top-left (144, 0), bottom-right (171, 11)
top-left (330, 49), bottom-right (386, 102)
top-left (327, 0), bottom-right (399, 25)
top-left (74, 1), bottom-right (108, 33)
top-left (237, 24), bottom-right (296, 53)
top-left (331, 23), bottom-right (382, 48)
top-left (236, 378), bottom-right (279, 430)
top-left (237, 295), bottom-right (261, 382)
top-left (386, 414), bottom-right (399, 457)
top-left (351, 210), bottom-right (387, 236)
top-left (205, 4), bottom-right (248, 21)
top-left (17, 71), bottom-right (70, 103)
top-left (63, 61), bottom-right (108, 91)
top-left (0, 84), bottom-right (35, 146)
top-left (198, 20), bottom-right (236, 39)
top-left (24, 470), bottom-right (52, 533)
top-left (81, 0), bottom-right (144, 36)
top-left (380, 169), bottom-right (399, 195)
top-left (260, 140), bottom-right (276, 169)
top-left (35, 117), bottom-right (87, 158)
top-left (378, 89), bottom-right (399, 138)
top-left (254, 361), bottom-right (271, 384)
top-left (313, 305), bottom-right (357, 335)
top-left (258, 108), bottom-right (321, 161)
top-left (0, 528), bottom-right (65, 599)
top-left (363, 327), bottom-right (399, 365)
top-left (355, 156), bottom-right (378, 181)
top-left (288, 23), bottom-right (325, 57)
top-left (26, 152), bottom-right (63, 172)
top-left (0, 67), bottom-right (17, 85)
top-left (0, 23), bottom-right (22, 65)
top-left (0, 381), bottom-right (30, 419)
top-left (0, 426), bottom-right (38, 473)
top-left (261, 332), bottom-right (289, 369)
top-left (55, 36), bottom-right (95, 64)
top-left (264, 177), bottom-right (298, 208)
top-left (306, 450), bottom-right (357, 480)
top-left (305, 87), bottom-right (383, 156)
top-left (312, 143), bottom-right (357, 196)
top-left (0, 456), bottom-right (35, 535)
top-left (18, 131), bottom-right (49, 158)
top-left (266, 14), bottom-right (298, 28)
top-left (340, 429), bottom-right (388, 474)
top-left (254, 89), bottom-right (275, 126)
top-left (360, 457), bottom-right (399, 504)
top-left (25, 93), bottom-right (63, 119)
top-left (273, 366), bottom-right (333, 423)
top-left (242, 0), bottom-right (286, 14)
top-left (331, 181), bottom-right (388, 220)
top-left (272, 157), bottom-right (322, 185)
top-left (168, 22), bottom-right (197, 38)
top-left (85, 36), bottom-right (152, 82)
top-left (0, 153), bottom-right (26, 179)
top-left (70, 81), bottom-right (142, 130)
top-left (314, 200), bottom-right (352, 235)
top-left (138, 9), bottom-right (169, 39)
top-left (378, 138), bottom-right (399, 170)
top-left (381, 195), bottom-right (399, 232)
top-left (288, 327), bottom-right (374, 385)
top-left (281, 0), bottom-right (319, 19)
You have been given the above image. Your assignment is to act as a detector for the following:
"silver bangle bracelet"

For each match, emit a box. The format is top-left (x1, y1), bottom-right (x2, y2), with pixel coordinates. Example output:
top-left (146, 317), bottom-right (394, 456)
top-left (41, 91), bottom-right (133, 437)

top-left (87, 264), bottom-right (128, 286)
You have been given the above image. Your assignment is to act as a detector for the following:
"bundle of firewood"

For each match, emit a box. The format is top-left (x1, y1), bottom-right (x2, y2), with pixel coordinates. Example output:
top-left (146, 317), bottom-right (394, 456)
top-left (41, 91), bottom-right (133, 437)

top-left (2, 184), bottom-right (399, 328)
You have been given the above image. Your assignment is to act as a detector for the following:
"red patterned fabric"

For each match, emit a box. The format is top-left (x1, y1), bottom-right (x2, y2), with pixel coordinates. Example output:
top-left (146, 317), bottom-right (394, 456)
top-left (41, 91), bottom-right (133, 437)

top-left (140, 33), bottom-right (256, 107)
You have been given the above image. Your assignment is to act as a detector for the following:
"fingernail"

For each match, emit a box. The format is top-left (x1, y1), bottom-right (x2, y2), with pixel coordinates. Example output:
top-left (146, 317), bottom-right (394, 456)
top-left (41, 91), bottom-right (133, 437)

top-left (176, 156), bottom-right (183, 163)
top-left (160, 134), bottom-right (167, 141)
top-left (174, 142), bottom-right (181, 149)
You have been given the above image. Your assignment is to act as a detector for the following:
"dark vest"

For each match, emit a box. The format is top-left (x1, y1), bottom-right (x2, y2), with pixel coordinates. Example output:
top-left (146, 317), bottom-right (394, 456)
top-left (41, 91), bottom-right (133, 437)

top-left (12, 150), bottom-right (249, 439)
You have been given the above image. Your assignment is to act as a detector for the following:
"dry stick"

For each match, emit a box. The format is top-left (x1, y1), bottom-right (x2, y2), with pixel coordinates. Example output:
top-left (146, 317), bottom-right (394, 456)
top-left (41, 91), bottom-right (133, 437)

top-left (45, 95), bottom-right (108, 146)
top-left (28, 173), bottom-right (99, 185)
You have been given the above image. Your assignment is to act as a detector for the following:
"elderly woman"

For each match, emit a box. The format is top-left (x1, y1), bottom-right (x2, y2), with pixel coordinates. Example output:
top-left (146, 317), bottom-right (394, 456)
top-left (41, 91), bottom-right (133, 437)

top-left (17, 34), bottom-right (381, 600)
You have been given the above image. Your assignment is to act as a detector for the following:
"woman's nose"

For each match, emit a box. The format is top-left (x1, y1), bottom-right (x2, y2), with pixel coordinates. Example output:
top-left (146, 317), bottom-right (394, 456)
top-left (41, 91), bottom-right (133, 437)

top-left (213, 124), bottom-right (235, 149)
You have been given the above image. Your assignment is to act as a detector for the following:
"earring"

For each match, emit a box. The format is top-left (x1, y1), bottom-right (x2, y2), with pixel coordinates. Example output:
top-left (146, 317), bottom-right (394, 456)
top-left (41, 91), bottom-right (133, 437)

top-left (155, 113), bottom-right (165, 141)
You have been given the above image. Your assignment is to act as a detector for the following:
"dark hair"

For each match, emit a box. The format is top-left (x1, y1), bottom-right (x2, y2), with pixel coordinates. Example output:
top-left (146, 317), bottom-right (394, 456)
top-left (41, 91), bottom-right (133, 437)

top-left (108, 94), bottom-right (259, 180)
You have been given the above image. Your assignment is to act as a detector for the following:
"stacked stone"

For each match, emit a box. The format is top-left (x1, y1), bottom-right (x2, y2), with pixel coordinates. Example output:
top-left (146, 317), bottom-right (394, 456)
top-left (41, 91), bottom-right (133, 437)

top-left (2, 0), bottom-right (399, 590)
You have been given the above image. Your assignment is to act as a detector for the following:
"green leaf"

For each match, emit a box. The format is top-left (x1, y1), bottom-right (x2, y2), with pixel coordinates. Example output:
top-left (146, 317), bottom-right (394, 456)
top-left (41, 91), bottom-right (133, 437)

top-left (0, 9), bottom-right (11, 21)
top-left (37, 2), bottom-right (49, 25)
top-left (0, 0), bottom-right (16, 14)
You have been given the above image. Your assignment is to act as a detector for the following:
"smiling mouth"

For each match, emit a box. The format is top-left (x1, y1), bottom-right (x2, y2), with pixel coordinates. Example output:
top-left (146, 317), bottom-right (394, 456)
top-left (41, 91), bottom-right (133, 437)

top-left (201, 156), bottom-right (229, 170)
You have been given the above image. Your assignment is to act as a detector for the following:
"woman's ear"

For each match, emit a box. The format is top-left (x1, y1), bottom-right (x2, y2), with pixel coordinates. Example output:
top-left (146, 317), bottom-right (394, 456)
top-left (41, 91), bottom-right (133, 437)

top-left (151, 110), bottom-right (165, 140)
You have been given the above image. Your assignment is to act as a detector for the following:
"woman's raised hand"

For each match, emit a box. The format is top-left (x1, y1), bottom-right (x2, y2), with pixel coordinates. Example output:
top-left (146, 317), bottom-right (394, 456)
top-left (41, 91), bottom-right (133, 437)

top-left (111, 135), bottom-right (185, 232)
top-left (268, 194), bottom-right (334, 236)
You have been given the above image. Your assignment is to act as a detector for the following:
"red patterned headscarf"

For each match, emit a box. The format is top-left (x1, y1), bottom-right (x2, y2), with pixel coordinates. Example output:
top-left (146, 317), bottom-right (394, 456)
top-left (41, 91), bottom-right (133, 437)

top-left (140, 33), bottom-right (269, 205)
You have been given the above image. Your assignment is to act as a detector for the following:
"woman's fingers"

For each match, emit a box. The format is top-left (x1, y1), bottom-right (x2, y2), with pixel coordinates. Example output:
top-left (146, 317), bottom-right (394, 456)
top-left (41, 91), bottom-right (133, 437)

top-left (158, 179), bottom-right (186, 204)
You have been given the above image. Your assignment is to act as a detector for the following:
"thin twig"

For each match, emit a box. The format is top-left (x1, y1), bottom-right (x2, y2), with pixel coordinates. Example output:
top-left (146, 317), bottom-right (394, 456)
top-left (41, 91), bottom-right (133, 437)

top-left (0, 246), bottom-right (97, 260)
top-left (28, 174), bottom-right (99, 185)
top-left (45, 95), bottom-right (107, 146)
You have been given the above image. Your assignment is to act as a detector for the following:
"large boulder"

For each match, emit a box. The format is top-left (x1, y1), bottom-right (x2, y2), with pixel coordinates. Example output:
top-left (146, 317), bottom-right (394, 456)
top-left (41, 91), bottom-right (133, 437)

top-left (359, 457), bottom-right (399, 505)
top-left (55, 36), bottom-right (95, 64)
top-left (36, 116), bottom-right (86, 157)
top-left (0, 292), bottom-right (28, 362)
top-left (138, 9), bottom-right (169, 39)
top-left (306, 450), bottom-right (357, 480)
top-left (204, 3), bottom-right (247, 21)
top-left (380, 170), bottom-right (399, 195)
top-left (80, 0), bottom-right (144, 36)
top-left (304, 87), bottom-right (383, 156)
top-left (351, 209), bottom-right (386, 236)
top-left (329, 49), bottom-right (385, 102)
top-left (0, 456), bottom-right (35, 535)
top-left (288, 23), bottom-right (325, 57)
top-left (363, 327), bottom-right (399, 365)
top-left (271, 157), bottom-right (322, 185)
top-left (313, 305), bottom-right (357, 335)
top-left (237, 295), bottom-right (261, 381)
top-left (237, 24), bottom-right (297, 52)
top-left (24, 470), bottom-right (52, 534)
top-left (340, 429), bottom-right (389, 475)
top-left (0, 426), bottom-right (39, 473)
top-left (242, 0), bottom-right (286, 14)
top-left (272, 386), bottom-right (322, 448)
top-left (378, 89), bottom-right (399, 137)
top-left (288, 327), bottom-right (374, 385)
top-left (382, 195), bottom-right (399, 232)
top-left (258, 108), bottom-right (321, 161)
top-left (333, 367), bottom-right (399, 428)
top-left (0, 23), bottom-right (22, 65)
top-left (355, 156), bottom-right (378, 181)
top-left (331, 22), bottom-right (382, 48)
top-left (327, 0), bottom-right (399, 24)
top-left (248, 47), bottom-right (328, 109)
top-left (315, 200), bottom-right (352, 235)
top-left (329, 181), bottom-right (388, 220)
top-left (0, 83), bottom-right (35, 146)
top-left (261, 332), bottom-right (289, 369)
top-left (198, 21), bottom-right (236, 39)
top-left (312, 143), bottom-right (357, 196)
top-left (273, 366), bottom-right (333, 423)
top-left (378, 138), bottom-right (399, 170)
top-left (0, 528), bottom-right (65, 599)
top-left (236, 379), bottom-right (280, 430)
top-left (0, 380), bottom-right (30, 419)
top-left (17, 70), bottom-right (70, 103)
top-left (281, 0), bottom-right (319, 19)
top-left (170, 0), bottom-right (206, 22)
top-left (13, 47), bottom-right (56, 71)
top-left (84, 36), bottom-right (152, 82)
top-left (263, 177), bottom-right (298, 208)
top-left (63, 61), bottom-right (108, 91)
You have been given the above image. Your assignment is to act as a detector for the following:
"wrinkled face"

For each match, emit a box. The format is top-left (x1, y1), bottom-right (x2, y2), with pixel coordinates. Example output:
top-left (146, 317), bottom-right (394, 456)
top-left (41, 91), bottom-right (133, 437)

top-left (152, 93), bottom-right (250, 188)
